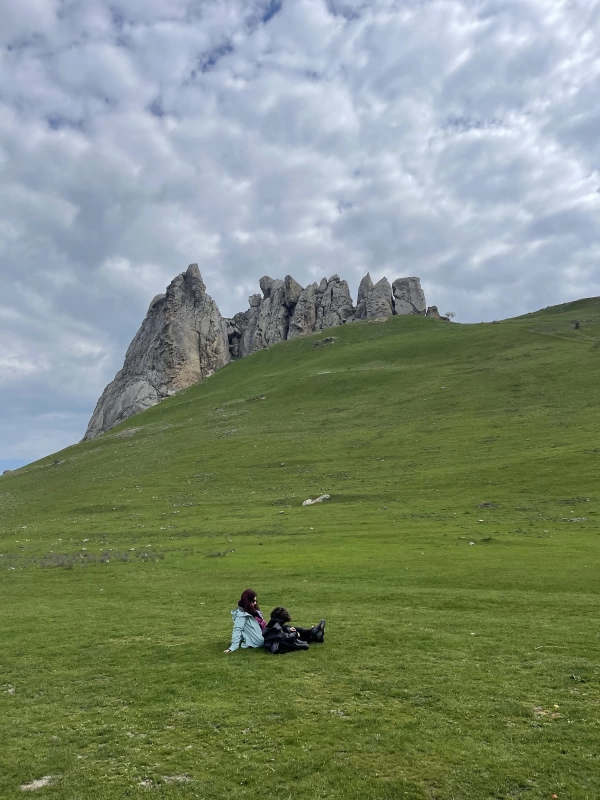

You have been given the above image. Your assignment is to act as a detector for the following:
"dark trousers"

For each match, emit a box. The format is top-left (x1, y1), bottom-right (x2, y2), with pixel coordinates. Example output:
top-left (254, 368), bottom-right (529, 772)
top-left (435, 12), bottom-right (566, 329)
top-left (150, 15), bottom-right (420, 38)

top-left (295, 626), bottom-right (319, 643)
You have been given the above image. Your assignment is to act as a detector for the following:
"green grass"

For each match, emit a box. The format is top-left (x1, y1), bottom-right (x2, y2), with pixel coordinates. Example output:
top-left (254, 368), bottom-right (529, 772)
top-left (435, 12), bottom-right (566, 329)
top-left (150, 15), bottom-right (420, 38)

top-left (1, 300), bottom-right (599, 799)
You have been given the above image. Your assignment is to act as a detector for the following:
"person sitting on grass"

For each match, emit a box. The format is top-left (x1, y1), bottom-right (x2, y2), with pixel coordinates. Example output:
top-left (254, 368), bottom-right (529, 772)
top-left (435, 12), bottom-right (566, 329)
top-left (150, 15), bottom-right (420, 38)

top-left (224, 589), bottom-right (266, 654)
top-left (263, 607), bottom-right (326, 655)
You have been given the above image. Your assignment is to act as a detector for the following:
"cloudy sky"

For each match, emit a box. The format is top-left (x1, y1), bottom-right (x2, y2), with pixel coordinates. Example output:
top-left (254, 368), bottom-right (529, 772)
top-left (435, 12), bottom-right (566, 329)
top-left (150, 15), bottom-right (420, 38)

top-left (2, 0), bottom-right (600, 470)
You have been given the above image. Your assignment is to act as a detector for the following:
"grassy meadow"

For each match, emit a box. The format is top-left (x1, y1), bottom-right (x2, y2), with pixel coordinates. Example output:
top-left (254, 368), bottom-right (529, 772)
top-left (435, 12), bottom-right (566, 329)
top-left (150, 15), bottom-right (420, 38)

top-left (1, 299), bottom-right (599, 799)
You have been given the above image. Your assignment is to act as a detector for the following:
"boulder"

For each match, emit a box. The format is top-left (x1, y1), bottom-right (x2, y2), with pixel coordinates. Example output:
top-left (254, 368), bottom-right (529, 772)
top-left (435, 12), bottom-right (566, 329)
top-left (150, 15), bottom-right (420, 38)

top-left (312, 336), bottom-right (337, 347)
top-left (302, 494), bottom-right (331, 506)
top-left (284, 275), bottom-right (303, 310)
top-left (83, 264), bottom-right (230, 440)
top-left (366, 277), bottom-right (393, 319)
top-left (392, 277), bottom-right (426, 315)
top-left (426, 305), bottom-right (441, 319)
top-left (259, 276), bottom-right (281, 300)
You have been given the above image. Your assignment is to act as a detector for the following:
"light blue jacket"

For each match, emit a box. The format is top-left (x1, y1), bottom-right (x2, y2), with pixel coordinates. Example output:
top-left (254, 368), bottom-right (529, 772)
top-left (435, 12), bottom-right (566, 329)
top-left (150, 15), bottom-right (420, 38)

top-left (229, 608), bottom-right (265, 651)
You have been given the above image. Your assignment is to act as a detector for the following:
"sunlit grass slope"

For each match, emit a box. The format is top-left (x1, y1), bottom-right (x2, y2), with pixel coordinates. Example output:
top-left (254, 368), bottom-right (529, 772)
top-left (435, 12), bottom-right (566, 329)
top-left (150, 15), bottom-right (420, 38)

top-left (1, 299), bottom-right (599, 800)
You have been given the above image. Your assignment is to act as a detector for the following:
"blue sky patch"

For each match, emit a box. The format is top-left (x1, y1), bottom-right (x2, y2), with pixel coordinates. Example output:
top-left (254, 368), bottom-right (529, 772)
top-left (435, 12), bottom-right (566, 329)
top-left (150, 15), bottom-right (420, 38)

top-left (46, 114), bottom-right (84, 131)
top-left (262, 0), bottom-right (283, 24)
top-left (148, 98), bottom-right (165, 118)
top-left (200, 41), bottom-right (234, 73)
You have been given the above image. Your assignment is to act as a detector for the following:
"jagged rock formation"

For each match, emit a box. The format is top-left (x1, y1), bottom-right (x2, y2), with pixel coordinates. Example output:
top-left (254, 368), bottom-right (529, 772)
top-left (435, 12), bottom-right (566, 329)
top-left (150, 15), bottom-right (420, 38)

top-left (352, 274), bottom-right (425, 321)
top-left (229, 273), bottom-right (356, 355)
top-left (288, 282), bottom-right (318, 339)
top-left (83, 264), bottom-right (229, 440)
top-left (237, 279), bottom-right (290, 357)
top-left (225, 312), bottom-right (248, 359)
top-left (354, 273), bottom-right (373, 320)
top-left (316, 275), bottom-right (355, 329)
top-left (365, 277), bottom-right (394, 320)
top-left (85, 266), bottom-right (431, 439)
top-left (392, 277), bottom-right (426, 315)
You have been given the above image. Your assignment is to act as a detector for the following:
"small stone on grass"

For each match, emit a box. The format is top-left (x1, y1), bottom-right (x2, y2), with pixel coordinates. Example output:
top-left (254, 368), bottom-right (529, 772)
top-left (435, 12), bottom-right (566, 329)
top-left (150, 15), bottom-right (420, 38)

top-left (20, 776), bottom-right (55, 792)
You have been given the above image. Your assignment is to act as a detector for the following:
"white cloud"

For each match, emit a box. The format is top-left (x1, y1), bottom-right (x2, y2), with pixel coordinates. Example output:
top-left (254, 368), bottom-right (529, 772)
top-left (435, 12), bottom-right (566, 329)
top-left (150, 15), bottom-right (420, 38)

top-left (1, 0), bottom-right (600, 462)
top-left (0, 355), bottom-right (47, 383)
top-left (0, 0), bottom-right (60, 45)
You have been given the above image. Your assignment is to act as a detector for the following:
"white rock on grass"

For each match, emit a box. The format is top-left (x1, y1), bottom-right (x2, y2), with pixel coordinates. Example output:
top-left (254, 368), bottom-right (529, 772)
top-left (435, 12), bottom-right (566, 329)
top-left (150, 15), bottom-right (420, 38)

top-left (302, 494), bottom-right (331, 506)
top-left (20, 776), bottom-right (55, 792)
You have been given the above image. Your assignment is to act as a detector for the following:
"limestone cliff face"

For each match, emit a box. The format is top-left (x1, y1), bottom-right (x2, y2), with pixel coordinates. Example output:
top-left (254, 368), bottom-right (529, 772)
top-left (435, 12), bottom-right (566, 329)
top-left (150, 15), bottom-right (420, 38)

top-left (237, 274), bottom-right (356, 354)
top-left (85, 265), bottom-right (431, 439)
top-left (316, 275), bottom-right (355, 330)
top-left (392, 277), bottom-right (426, 315)
top-left (365, 277), bottom-right (394, 320)
top-left (238, 277), bottom-right (291, 357)
top-left (354, 273), bottom-right (373, 320)
top-left (83, 264), bottom-right (229, 440)
top-left (288, 282), bottom-right (318, 339)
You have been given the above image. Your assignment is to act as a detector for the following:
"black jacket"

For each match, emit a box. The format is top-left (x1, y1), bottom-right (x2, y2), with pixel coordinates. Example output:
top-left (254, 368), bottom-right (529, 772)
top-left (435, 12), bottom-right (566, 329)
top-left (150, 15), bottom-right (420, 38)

top-left (263, 619), bottom-right (309, 654)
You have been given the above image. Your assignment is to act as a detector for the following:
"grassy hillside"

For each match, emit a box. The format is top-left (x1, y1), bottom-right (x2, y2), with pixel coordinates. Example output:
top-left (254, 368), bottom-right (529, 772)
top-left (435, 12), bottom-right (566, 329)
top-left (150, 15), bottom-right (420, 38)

top-left (1, 299), bottom-right (599, 799)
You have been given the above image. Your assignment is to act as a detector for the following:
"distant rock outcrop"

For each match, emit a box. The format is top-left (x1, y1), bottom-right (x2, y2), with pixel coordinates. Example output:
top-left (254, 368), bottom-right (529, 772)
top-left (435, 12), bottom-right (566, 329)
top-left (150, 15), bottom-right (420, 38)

top-left (236, 277), bottom-right (291, 357)
top-left (392, 277), bottom-right (426, 315)
top-left (288, 282), bottom-right (319, 339)
top-left (234, 273), bottom-right (355, 355)
top-left (316, 275), bottom-right (355, 329)
top-left (83, 264), bottom-right (229, 440)
top-left (284, 275), bottom-right (303, 309)
top-left (354, 273), bottom-right (373, 320)
top-left (366, 277), bottom-right (394, 320)
top-left (426, 305), bottom-right (450, 321)
top-left (85, 266), bottom-right (432, 439)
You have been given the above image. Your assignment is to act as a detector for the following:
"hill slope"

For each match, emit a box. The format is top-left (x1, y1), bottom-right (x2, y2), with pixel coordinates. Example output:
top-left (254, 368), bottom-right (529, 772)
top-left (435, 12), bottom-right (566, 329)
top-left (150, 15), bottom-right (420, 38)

top-left (1, 300), bottom-right (599, 800)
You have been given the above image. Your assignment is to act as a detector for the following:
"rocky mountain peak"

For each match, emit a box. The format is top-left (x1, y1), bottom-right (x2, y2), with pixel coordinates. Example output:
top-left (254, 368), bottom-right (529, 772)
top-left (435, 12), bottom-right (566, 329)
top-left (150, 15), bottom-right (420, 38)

top-left (85, 266), bottom-right (433, 439)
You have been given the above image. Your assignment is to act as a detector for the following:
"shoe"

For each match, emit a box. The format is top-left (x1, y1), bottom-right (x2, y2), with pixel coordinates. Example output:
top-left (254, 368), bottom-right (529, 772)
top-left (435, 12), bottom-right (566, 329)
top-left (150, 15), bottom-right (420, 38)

top-left (311, 619), bottom-right (326, 642)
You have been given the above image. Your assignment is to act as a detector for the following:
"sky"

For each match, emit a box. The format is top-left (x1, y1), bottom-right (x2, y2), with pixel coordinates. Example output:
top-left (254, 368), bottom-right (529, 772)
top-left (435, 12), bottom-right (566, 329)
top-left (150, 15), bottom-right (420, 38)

top-left (2, 0), bottom-right (600, 471)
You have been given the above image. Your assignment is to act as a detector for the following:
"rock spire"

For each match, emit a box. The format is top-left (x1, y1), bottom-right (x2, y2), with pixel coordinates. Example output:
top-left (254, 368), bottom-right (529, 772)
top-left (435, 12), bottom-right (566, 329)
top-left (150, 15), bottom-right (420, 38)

top-left (83, 264), bottom-right (229, 440)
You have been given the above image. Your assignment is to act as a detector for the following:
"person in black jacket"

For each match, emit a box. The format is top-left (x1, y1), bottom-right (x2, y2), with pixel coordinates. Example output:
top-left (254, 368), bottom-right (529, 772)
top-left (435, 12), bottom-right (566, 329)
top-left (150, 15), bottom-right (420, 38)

top-left (263, 607), bottom-right (326, 654)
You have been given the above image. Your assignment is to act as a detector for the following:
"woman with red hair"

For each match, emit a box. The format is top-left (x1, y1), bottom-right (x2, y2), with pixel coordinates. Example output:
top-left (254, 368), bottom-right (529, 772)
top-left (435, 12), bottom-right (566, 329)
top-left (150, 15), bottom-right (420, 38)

top-left (224, 589), bottom-right (266, 653)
